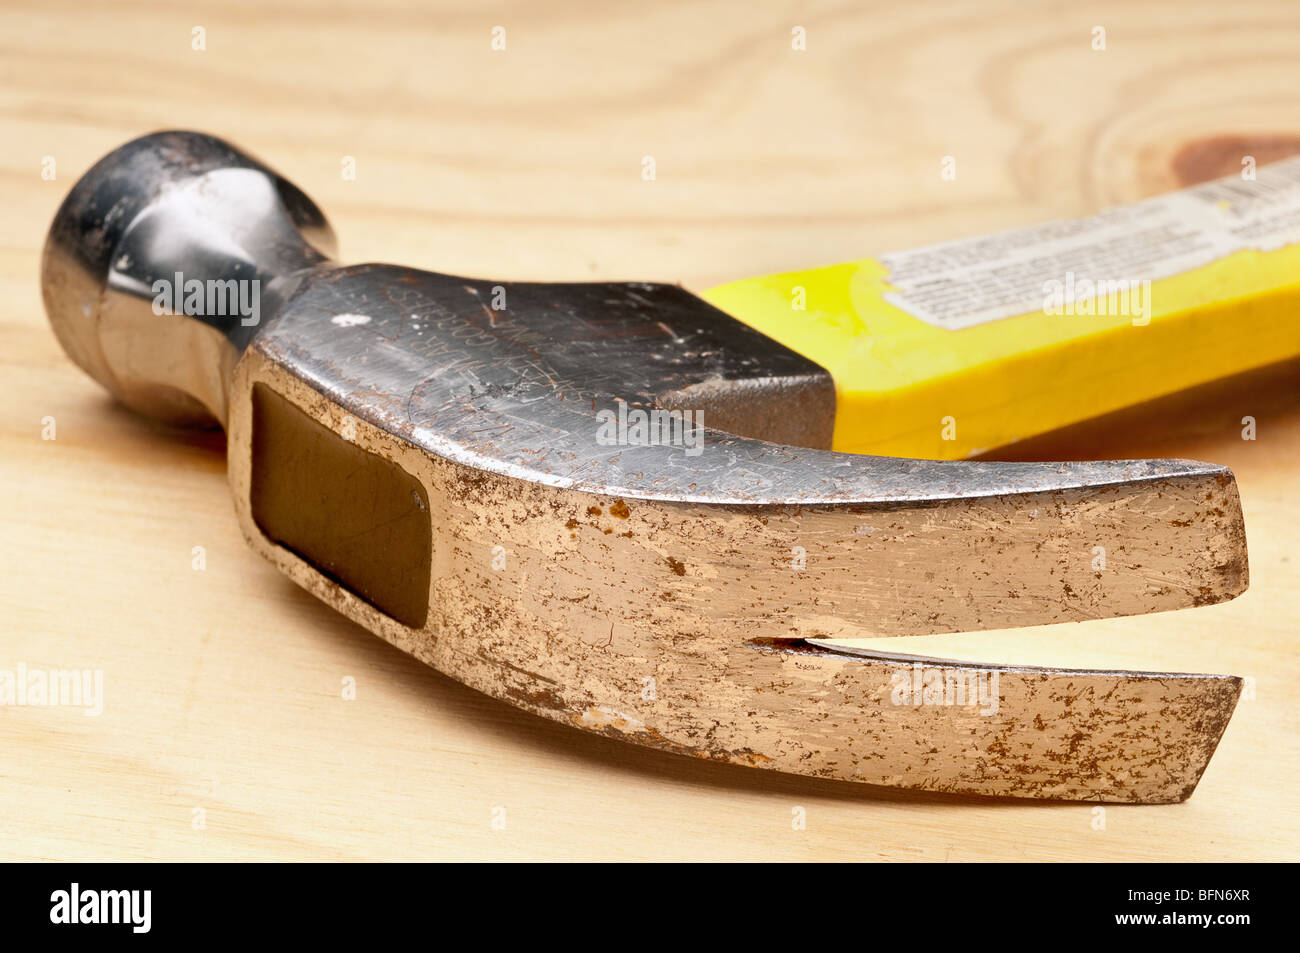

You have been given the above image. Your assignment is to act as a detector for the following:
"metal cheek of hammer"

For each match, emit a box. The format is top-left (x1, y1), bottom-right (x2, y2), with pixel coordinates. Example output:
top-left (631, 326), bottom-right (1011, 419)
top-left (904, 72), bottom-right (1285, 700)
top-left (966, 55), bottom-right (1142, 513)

top-left (41, 131), bottom-right (1249, 803)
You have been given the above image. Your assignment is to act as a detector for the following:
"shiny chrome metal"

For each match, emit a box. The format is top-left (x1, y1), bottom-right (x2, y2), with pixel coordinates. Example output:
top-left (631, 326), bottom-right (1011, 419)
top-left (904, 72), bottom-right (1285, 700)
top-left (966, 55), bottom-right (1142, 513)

top-left (42, 131), bottom-right (335, 425)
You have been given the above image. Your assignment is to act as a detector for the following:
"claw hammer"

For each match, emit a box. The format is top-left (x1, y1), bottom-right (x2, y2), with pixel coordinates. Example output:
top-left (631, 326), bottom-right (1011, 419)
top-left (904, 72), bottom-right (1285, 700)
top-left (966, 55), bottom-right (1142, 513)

top-left (43, 131), bottom-right (1278, 802)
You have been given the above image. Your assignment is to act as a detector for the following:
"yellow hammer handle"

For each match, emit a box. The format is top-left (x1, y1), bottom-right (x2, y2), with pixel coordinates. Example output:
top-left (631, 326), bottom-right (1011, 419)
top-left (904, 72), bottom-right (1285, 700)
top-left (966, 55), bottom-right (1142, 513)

top-left (704, 160), bottom-right (1300, 458)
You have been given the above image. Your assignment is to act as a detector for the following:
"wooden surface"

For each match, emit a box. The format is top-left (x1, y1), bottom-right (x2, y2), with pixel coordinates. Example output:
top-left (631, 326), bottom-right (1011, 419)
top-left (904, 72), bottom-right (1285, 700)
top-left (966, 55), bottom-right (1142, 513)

top-left (2, 0), bottom-right (1297, 860)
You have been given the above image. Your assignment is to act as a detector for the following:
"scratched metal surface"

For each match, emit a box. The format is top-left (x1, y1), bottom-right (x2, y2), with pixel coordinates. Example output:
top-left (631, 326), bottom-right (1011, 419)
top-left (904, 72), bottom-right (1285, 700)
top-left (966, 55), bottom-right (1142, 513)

top-left (257, 263), bottom-right (1231, 505)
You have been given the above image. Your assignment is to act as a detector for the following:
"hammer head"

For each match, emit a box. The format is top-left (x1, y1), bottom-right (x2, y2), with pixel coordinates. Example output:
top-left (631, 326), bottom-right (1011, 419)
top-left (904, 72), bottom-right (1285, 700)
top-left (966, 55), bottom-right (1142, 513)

top-left (41, 131), bottom-right (1249, 802)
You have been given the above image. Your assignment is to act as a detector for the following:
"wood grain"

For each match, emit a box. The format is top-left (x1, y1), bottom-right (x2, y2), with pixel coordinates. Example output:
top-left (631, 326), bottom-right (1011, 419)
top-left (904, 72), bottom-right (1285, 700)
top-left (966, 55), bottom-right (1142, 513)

top-left (1, 0), bottom-right (1296, 859)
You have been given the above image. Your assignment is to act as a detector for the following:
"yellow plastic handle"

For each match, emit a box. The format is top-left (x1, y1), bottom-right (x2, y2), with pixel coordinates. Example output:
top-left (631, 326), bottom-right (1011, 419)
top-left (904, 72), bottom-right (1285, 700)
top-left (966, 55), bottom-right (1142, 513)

top-left (704, 169), bottom-right (1300, 459)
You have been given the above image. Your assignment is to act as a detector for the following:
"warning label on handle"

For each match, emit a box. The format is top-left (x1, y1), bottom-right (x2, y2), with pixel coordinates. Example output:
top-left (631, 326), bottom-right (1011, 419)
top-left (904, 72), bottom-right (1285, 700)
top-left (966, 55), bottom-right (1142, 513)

top-left (879, 158), bottom-right (1300, 330)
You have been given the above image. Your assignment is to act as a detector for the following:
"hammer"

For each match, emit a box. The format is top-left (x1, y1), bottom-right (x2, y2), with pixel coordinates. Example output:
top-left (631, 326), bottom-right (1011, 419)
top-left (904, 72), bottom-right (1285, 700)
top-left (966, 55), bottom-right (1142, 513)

top-left (42, 131), bottom-right (1249, 802)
